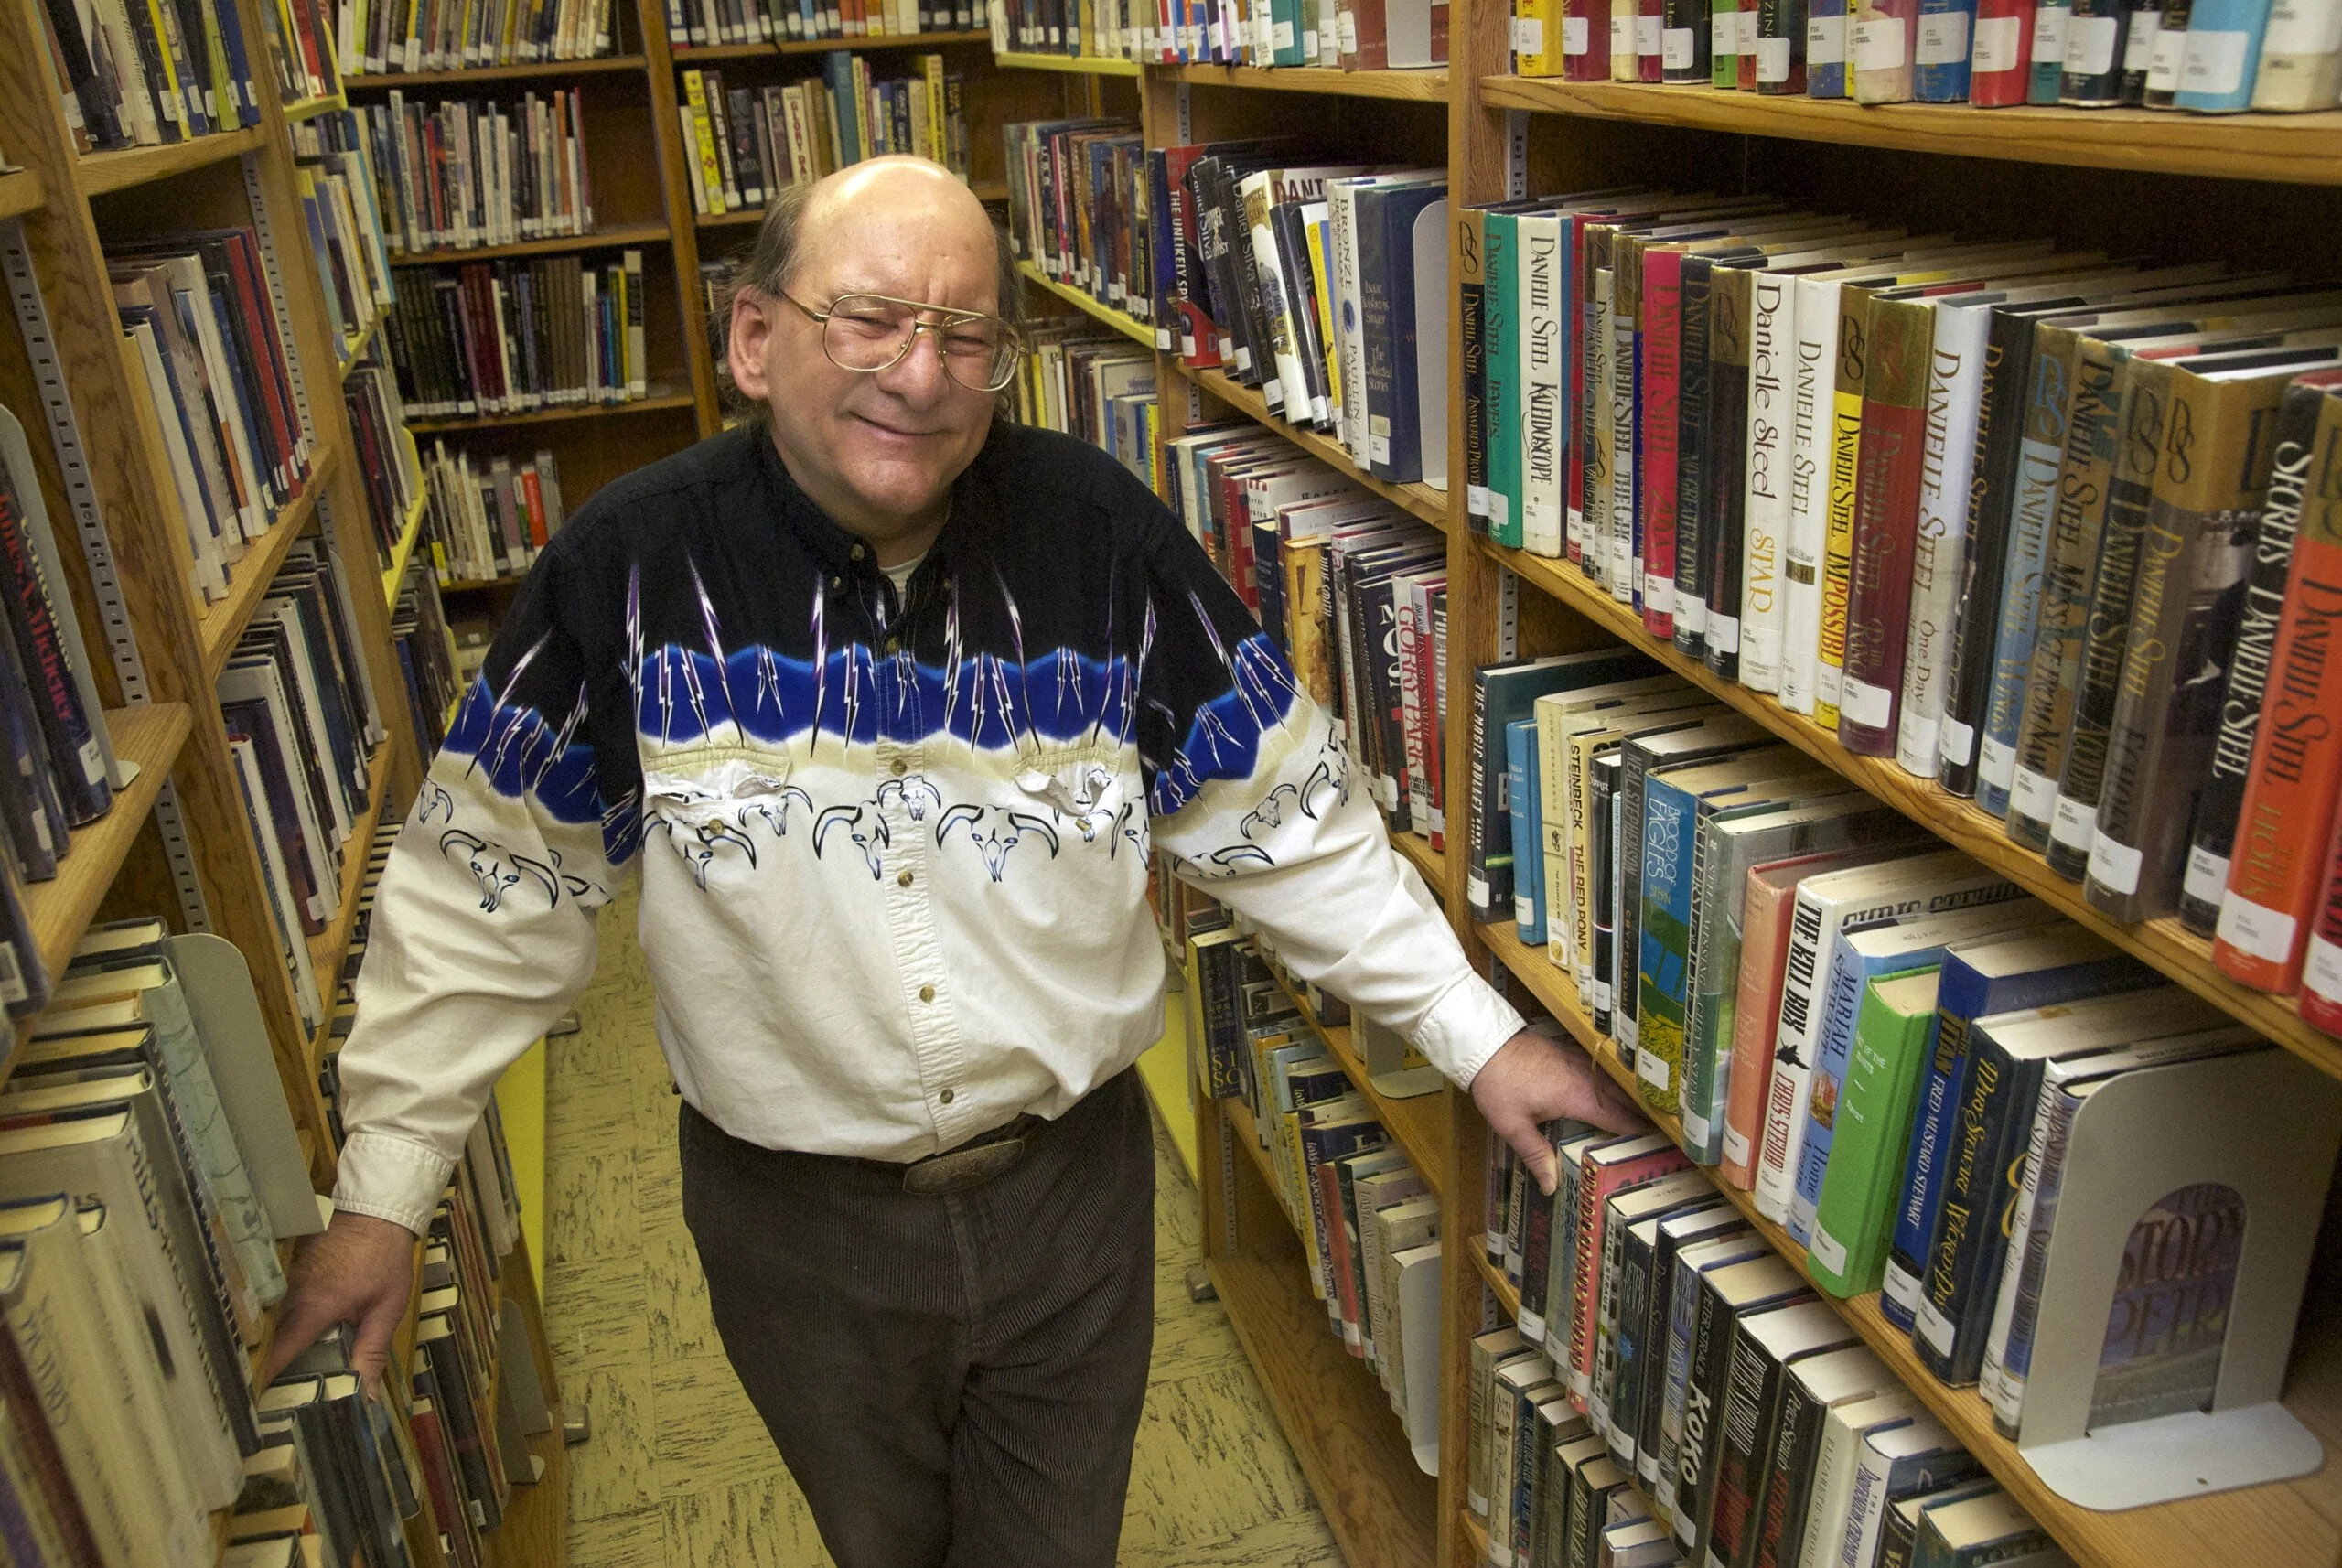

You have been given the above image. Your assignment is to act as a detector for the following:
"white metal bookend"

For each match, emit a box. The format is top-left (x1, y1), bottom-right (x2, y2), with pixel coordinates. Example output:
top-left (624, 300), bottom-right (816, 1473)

top-left (2016, 1050), bottom-right (2342, 1509)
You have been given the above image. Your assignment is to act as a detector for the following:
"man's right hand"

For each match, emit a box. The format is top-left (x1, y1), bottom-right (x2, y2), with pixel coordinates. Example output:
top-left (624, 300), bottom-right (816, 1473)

top-left (263, 1210), bottom-right (418, 1397)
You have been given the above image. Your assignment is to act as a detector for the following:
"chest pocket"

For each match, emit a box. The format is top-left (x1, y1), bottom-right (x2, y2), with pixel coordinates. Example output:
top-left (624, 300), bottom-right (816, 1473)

top-left (641, 744), bottom-right (808, 886)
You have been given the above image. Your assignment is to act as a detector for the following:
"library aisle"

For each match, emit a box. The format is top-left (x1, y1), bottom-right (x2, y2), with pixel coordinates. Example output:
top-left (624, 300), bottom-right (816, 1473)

top-left (538, 890), bottom-right (1343, 1567)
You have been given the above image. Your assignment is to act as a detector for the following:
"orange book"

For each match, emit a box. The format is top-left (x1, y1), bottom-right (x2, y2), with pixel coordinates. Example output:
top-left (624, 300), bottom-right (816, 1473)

top-left (2213, 376), bottom-right (2342, 993)
top-left (1719, 858), bottom-right (1810, 1190)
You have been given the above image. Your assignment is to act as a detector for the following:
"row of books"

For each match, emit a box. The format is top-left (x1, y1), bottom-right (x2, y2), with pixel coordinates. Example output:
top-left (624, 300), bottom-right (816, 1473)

top-left (335, 0), bottom-right (621, 74)
top-left (993, 0), bottom-right (1447, 66)
top-left (0, 406), bottom-right (124, 946)
top-left (38, 0), bottom-right (263, 152)
top-left (678, 56), bottom-right (969, 218)
top-left (1467, 1258), bottom-right (2057, 1568)
top-left (1187, 910), bottom-right (1445, 1466)
top-left (1005, 126), bottom-right (1453, 488)
top-left (1476, 653), bottom-right (2338, 1437)
top-left (0, 919), bottom-right (324, 1566)
top-left (1161, 429), bottom-right (1452, 843)
top-left (382, 247), bottom-right (652, 420)
top-left (357, 91), bottom-right (600, 257)
top-left (292, 111), bottom-right (400, 359)
top-left (389, 560), bottom-right (465, 753)
top-left (110, 227), bottom-right (318, 607)
top-left (1010, 322), bottom-right (1160, 487)
top-left (348, 358), bottom-right (428, 571)
top-left (1463, 191), bottom-right (2342, 964)
top-left (419, 440), bottom-right (571, 584)
top-left (221, 530), bottom-right (387, 1033)
top-left (263, 0), bottom-right (344, 102)
top-left (1510, 0), bottom-right (2342, 112)
top-left (667, 0), bottom-right (973, 42)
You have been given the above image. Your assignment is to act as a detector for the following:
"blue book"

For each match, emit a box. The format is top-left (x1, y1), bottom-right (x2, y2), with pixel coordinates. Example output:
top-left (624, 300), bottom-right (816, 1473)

top-left (2028, 0), bottom-right (2072, 98)
top-left (2172, 0), bottom-right (2274, 107)
top-left (823, 53), bottom-right (859, 166)
top-left (1913, 0), bottom-right (1977, 97)
top-left (1973, 342), bottom-right (2070, 819)
top-left (1808, 0), bottom-right (1852, 95)
top-left (1361, 182), bottom-right (1449, 486)
top-left (1785, 898), bottom-right (2057, 1243)
top-left (1877, 928), bottom-right (2150, 1329)
top-left (1509, 719), bottom-right (1544, 946)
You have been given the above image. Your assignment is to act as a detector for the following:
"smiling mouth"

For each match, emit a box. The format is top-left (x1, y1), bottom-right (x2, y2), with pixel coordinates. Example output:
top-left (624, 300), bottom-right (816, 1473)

top-left (856, 414), bottom-right (940, 439)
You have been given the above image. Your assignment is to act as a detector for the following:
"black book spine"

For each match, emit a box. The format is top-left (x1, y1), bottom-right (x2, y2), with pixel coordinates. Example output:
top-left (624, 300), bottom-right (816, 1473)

top-left (1674, 257), bottom-right (1715, 657)
top-left (1914, 1036), bottom-right (2042, 1386)
top-left (1704, 267), bottom-right (1755, 683)
top-left (1606, 1223), bottom-right (1654, 1470)
top-left (2176, 379), bottom-right (2323, 935)
top-left (0, 481), bottom-right (108, 826)
top-left (1673, 1275), bottom-right (1740, 1554)
top-left (1752, 1374), bottom-right (1827, 1568)
top-left (1462, 220), bottom-right (1490, 535)
top-left (1939, 311), bottom-right (2038, 799)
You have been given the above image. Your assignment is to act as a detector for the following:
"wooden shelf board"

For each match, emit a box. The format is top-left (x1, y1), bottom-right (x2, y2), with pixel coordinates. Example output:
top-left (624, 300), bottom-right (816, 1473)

top-left (382, 487), bottom-right (429, 607)
top-left (304, 743), bottom-right (398, 1065)
top-left (388, 220), bottom-right (671, 266)
top-left (993, 49), bottom-right (1144, 75)
top-left (1391, 828), bottom-right (1444, 890)
top-left (282, 91), bottom-right (348, 122)
top-left (1162, 62), bottom-right (1448, 99)
top-left (0, 167), bottom-right (44, 220)
top-left (338, 308), bottom-right (388, 380)
top-left (405, 388), bottom-right (695, 433)
top-left (78, 126), bottom-right (266, 196)
top-left (1177, 363), bottom-right (1451, 531)
top-left (481, 1425), bottom-right (569, 1567)
top-left (1212, 1098), bottom-right (1441, 1568)
top-left (345, 55), bottom-right (650, 88)
top-left (1468, 1240), bottom-right (1521, 1321)
top-left (1486, 537), bottom-right (2342, 1086)
top-left (16, 703), bottom-right (193, 1019)
top-left (678, 27), bottom-right (994, 56)
top-left (1475, 918), bottom-right (2342, 1568)
top-left (1262, 961), bottom-right (1451, 1192)
top-left (440, 575), bottom-right (524, 592)
top-left (198, 438), bottom-right (343, 681)
top-left (1478, 75), bottom-right (2342, 188)
top-left (1015, 259), bottom-right (1155, 348)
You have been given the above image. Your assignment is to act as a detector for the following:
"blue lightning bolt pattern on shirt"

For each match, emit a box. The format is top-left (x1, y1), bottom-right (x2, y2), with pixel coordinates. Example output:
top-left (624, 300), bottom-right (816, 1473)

top-left (335, 421), bottom-right (1523, 1231)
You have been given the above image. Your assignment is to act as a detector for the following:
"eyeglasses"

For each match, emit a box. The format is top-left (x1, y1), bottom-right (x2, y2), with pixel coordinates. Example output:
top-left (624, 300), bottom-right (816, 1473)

top-left (779, 290), bottom-right (1023, 393)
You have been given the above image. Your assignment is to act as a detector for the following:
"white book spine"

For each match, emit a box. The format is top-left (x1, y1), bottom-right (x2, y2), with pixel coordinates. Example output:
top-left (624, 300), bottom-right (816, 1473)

top-left (1520, 213), bottom-right (1567, 558)
top-left (1753, 883), bottom-right (1836, 1222)
top-left (1741, 271), bottom-right (1795, 693)
top-left (1780, 275), bottom-right (1842, 716)
top-left (1334, 184), bottom-right (1372, 461)
top-left (1896, 302), bottom-right (1990, 779)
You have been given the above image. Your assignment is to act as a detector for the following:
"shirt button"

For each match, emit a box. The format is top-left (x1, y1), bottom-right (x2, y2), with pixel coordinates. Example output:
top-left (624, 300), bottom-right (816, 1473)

top-left (920, 984), bottom-right (936, 1003)
top-left (829, 575), bottom-right (842, 590)
top-left (850, 543), bottom-right (865, 561)
top-left (885, 637), bottom-right (901, 654)
top-left (890, 758), bottom-right (908, 776)
top-left (897, 869), bottom-right (914, 887)
top-left (939, 1087), bottom-right (955, 1105)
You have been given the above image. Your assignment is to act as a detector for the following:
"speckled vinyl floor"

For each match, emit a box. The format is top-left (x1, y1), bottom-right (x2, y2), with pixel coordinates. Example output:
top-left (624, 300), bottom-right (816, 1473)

top-left (543, 891), bottom-right (1346, 1567)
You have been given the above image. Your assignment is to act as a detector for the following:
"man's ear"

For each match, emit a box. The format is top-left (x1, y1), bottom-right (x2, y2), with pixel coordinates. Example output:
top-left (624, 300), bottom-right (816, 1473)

top-left (728, 287), bottom-right (774, 403)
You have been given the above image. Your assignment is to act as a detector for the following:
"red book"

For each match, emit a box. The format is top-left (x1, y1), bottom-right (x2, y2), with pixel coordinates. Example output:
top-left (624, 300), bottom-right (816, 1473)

top-left (2217, 378), bottom-right (2342, 995)
top-left (1216, 465), bottom-right (1259, 611)
top-left (408, 1402), bottom-right (482, 1568)
top-left (1568, 211), bottom-right (1605, 570)
top-left (1639, 0), bottom-right (1667, 74)
top-left (520, 467), bottom-right (551, 548)
top-left (1315, 1159), bottom-right (1367, 1355)
top-left (1640, 247), bottom-right (1684, 639)
top-left (1835, 297), bottom-right (1933, 757)
top-left (1563, 0), bottom-right (1611, 76)
top-left (1411, 581), bottom-right (1445, 850)
top-left (1967, 0), bottom-right (2035, 102)
top-left (1564, 1133), bottom-right (1686, 1402)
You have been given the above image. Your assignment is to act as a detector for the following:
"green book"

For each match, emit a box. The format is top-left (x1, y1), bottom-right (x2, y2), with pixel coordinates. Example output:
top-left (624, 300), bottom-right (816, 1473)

top-left (1807, 969), bottom-right (1942, 1297)
top-left (1483, 206), bottom-right (1524, 548)
top-left (1710, 0), bottom-right (1739, 88)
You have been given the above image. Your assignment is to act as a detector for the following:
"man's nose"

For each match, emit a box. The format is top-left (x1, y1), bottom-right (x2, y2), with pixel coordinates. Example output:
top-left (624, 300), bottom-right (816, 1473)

top-left (874, 327), bottom-right (950, 401)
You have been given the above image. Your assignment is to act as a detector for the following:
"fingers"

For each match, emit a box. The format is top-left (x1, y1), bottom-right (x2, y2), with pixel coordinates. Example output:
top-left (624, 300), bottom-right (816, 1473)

top-left (352, 1278), bottom-right (407, 1402)
top-left (1505, 1122), bottom-right (1560, 1197)
top-left (262, 1276), bottom-right (341, 1388)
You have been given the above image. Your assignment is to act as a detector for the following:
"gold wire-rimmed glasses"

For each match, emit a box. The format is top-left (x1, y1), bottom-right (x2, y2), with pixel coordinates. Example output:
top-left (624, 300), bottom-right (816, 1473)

top-left (779, 290), bottom-right (1023, 393)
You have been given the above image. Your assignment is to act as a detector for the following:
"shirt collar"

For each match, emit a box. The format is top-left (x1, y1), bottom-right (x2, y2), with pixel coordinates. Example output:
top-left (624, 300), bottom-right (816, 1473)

top-left (748, 419), bottom-right (993, 590)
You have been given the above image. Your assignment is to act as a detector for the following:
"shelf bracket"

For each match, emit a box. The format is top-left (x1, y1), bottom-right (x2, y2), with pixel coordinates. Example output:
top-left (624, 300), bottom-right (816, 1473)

top-left (1506, 110), bottom-right (1529, 200)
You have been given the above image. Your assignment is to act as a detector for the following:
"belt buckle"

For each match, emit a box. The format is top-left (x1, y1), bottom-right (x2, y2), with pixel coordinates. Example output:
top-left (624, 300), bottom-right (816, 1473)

top-left (902, 1136), bottom-right (1026, 1196)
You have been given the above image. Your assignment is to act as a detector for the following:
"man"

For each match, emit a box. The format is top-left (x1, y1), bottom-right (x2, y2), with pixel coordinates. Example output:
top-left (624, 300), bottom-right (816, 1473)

top-left (269, 156), bottom-right (1638, 1564)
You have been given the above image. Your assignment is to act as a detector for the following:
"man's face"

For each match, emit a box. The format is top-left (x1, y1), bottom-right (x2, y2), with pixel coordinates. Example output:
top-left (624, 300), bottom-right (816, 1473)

top-left (730, 170), bottom-right (1001, 543)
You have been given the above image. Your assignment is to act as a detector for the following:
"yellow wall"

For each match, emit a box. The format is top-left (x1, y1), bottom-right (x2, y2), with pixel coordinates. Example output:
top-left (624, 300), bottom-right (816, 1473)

top-left (1136, 994), bottom-right (1197, 1186)
top-left (499, 1037), bottom-right (547, 1286)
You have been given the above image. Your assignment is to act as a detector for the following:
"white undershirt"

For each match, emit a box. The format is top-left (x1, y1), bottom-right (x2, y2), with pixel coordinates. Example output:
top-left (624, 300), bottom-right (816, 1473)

top-left (882, 553), bottom-right (925, 594)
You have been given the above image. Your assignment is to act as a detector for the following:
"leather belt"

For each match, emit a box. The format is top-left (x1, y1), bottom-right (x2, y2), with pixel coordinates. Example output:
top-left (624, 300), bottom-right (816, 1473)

top-left (883, 1112), bottom-right (1044, 1196)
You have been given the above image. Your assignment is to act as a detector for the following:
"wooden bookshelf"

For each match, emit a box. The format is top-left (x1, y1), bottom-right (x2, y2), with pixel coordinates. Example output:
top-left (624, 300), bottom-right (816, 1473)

top-left (75, 125), bottom-right (268, 195)
top-left (282, 91), bottom-right (348, 122)
top-left (1162, 62), bottom-right (1449, 99)
top-left (304, 742), bottom-right (399, 1027)
top-left (1015, 258), bottom-right (1154, 345)
top-left (382, 481), bottom-right (430, 604)
top-left (197, 436), bottom-right (348, 679)
top-left (346, 54), bottom-right (651, 87)
top-left (1468, 1239), bottom-right (1520, 1320)
top-left (1483, 536), bottom-right (2342, 1088)
top-left (1391, 829), bottom-right (1443, 890)
top-left (994, 48), bottom-right (1144, 74)
top-left (1264, 961), bottom-right (1452, 1192)
top-left (0, 166), bottom-right (42, 220)
top-left (676, 27), bottom-right (994, 56)
top-left (405, 389), bottom-right (697, 433)
top-left (386, 220), bottom-right (672, 265)
top-left (1178, 363), bottom-right (1450, 530)
top-left (1478, 76), bottom-right (2342, 188)
top-left (1477, 918), bottom-right (2342, 1568)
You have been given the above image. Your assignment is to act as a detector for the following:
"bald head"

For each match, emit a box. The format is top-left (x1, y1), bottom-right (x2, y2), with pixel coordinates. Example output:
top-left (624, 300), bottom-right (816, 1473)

top-left (796, 156), bottom-right (997, 291)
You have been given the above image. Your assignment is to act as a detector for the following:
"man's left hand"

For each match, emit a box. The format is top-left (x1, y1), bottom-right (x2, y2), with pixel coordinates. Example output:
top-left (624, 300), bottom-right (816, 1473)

top-left (1471, 1030), bottom-right (1647, 1197)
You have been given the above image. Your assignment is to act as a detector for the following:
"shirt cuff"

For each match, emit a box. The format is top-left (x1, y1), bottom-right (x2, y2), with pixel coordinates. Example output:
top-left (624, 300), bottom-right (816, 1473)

top-left (1410, 971), bottom-right (1528, 1088)
top-left (331, 1130), bottom-right (457, 1238)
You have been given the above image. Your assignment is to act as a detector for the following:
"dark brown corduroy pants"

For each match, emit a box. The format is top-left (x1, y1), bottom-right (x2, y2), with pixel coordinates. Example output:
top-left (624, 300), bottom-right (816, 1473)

top-left (677, 1069), bottom-right (1155, 1568)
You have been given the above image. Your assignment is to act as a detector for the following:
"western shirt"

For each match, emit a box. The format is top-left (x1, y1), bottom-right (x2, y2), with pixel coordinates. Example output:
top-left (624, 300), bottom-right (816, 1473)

top-left (334, 421), bottom-right (1523, 1234)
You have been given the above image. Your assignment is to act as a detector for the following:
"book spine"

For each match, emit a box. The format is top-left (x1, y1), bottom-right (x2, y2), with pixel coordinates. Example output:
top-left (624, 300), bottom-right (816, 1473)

top-left (1486, 213), bottom-right (1523, 549)
top-left (1565, 0), bottom-right (1611, 71)
top-left (2250, 0), bottom-right (2342, 104)
top-left (1979, 1076), bottom-right (2079, 1434)
top-left (1912, 1037), bottom-right (2036, 1385)
top-left (1522, 217), bottom-right (1568, 557)
top-left (1509, 720), bottom-right (1545, 943)
top-left (1584, 254), bottom-right (1617, 585)
top-left (1939, 312), bottom-right (2036, 798)
top-left (1670, 1273), bottom-right (1737, 1551)
top-left (1674, 259), bottom-right (1716, 656)
top-left (1813, 289), bottom-right (1869, 728)
top-left (2212, 381), bottom-right (2342, 992)
top-left (1642, 250), bottom-right (1684, 637)
top-left (1712, 0), bottom-right (1741, 81)
top-left (1752, 885), bottom-right (1827, 1222)
top-left (1852, 0), bottom-right (1918, 97)
top-left (1721, 872), bottom-right (1796, 1188)
top-left (1975, 334), bottom-right (2077, 819)
top-left (1780, 279), bottom-right (1837, 715)
top-left (1837, 298), bottom-right (1932, 757)
top-left (1609, 249), bottom-right (1643, 603)
top-left (1703, 269), bottom-right (1753, 682)
top-left (1463, 209), bottom-right (1491, 533)
top-left (1896, 304), bottom-right (1990, 779)
top-left (2059, 0), bottom-right (2131, 98)
top-left (1634, 780), bottom-right (1703, 1111)
top-left (2173, 0), bottom-right (2272, 107)
top-left (1808, 0), bottom-right (1851, 85)
top-left (2029, 0), bottom-right (2072, 94)
top-left (1756, 0), bottom-right (1809, 82)
top-left (1665, 0), bottom-right (1714, 75)
top-left (1702, 1332), bottom-right (1778, 1568)
top-left (1914, 0), bottom-right (1976, 91)
top-left (1741, 270), bottom-right (1793, 692)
